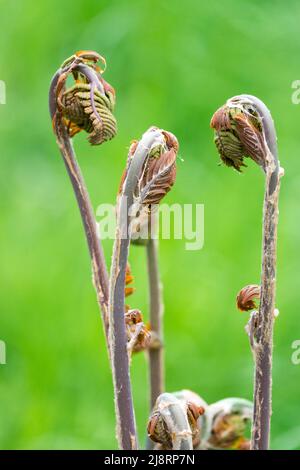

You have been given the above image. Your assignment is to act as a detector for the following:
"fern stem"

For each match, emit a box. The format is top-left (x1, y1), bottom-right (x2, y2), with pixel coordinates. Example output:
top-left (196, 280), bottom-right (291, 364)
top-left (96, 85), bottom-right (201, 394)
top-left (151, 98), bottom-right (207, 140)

top-left (50, 75), bottom-right (110, 349)
top-left (251, 164), bottom-right (281, 449)
top-left (109, 128), bottom-right (162, 449)
top-left (147, 238), bottom-right (164, 409)
top-left (242, 95), bottom-right (281, 450)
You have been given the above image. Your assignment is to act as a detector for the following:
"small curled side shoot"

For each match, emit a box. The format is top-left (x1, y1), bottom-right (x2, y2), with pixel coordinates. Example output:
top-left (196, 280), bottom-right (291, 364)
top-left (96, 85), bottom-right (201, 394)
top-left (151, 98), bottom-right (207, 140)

top-left (124, 265), bottom-right (151, 357)
top-left (236, 283), bottom-right (279, 350)
top-left (236, 284), bottom-right (261, 312)
top-left (125, 308), bottom-right (151, 357)
top-left (125, 263), bottom-right (135, 298)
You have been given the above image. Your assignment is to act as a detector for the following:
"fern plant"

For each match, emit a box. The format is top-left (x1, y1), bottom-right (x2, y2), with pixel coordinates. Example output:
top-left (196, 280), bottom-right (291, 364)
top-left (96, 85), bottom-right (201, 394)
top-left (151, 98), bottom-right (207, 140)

top-left (50, 52), bottom-right (255, 450)
top-left (211, 95), bottom-right (284, 449)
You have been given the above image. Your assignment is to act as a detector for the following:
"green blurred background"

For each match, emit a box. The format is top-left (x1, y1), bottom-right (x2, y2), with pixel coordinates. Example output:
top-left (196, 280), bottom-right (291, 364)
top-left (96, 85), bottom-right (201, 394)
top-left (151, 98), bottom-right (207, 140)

top-left (0, 0), bottom-right (299, 450)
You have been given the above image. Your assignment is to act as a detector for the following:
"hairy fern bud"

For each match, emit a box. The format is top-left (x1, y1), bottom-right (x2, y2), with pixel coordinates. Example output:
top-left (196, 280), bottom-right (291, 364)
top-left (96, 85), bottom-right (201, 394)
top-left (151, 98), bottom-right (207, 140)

top-left (51, 50), bottom-right (117, 145)
top-left (210, 96), bottom-right (269, 172)
top-left (204, 398), bottom-right (253, 450)
top-left (61, 81), bottom-right (116, 144)
top-left (236, 284), bottom-right (261, 312)
top-left (121, 128), bottom-right (178, 244)
top-left (147, 392), bottom-right (202, 450)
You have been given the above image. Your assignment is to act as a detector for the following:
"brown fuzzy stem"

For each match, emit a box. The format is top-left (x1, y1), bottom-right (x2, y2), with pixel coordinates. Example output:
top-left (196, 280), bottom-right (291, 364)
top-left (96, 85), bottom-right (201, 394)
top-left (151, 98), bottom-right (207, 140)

top-left (234, 95), bottom-right (282, 450)
top-left (251, 165), bottom-right (281, 450)
top-left (211, 94), bottom-right (282, 450)
top-left (147, 238), bottom-right (164, 409)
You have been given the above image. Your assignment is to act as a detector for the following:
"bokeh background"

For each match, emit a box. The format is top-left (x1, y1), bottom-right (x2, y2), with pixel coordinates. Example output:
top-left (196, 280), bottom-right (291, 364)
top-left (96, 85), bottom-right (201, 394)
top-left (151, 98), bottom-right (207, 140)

top-left (0, 0), bottom-right (299, 450)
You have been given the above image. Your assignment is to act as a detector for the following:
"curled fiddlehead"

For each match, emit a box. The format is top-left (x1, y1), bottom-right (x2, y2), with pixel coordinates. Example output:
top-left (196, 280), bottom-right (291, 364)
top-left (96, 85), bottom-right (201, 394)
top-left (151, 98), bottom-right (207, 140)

top-left (121, 129), bottom-right (178, 421)
top-left (120, 130), bottom-right (178, 244)
top-left (50, 50), bottom-right (117, 145)
top-left (173, 392), bottom-right (252, 450)
top-left (125, 308), bottom-right (151, 355)
top-left (211, 95), bottom-right (283, 450)
top-left (109, 127), bottom-right (179, 449)
top-left (210, 98), bottom-right (266, 172)
top-left (203, 398), bottom-right (253, 450)
top-left (148, 392), bottom-right (253, 451)
top-left (236, 284), bottom-right (261, 312)
top-left (173, 390), bottom-right (208, 449)
top-left (147, 392), bottom-right (204, 450)
top-left (124, 265), bottom-right (151, 356)
top-left (49, 51), bottom-right (117, 354)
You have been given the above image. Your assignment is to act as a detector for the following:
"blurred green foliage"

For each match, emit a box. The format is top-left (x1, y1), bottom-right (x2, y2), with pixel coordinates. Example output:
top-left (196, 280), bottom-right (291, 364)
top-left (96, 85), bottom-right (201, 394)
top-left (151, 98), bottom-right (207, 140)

top-left (0, 0), bottom-right (299, 450)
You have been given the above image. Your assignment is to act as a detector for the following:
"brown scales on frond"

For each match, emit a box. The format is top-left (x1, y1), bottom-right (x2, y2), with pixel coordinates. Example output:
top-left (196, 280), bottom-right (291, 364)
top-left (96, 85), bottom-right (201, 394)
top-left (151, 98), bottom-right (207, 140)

top-left (147, 400), bottom-right (204, 450)
top-left (186, 402), bottom-right (205, 449)
top-left (125, 309), bottom-right (151, 354)
top-left (140, 148), bottom-right (177, 205)
top-left (211, 102), bottom-right (266, 172)
top-left (147, 409), bottom-right (172, 449)
top-left (125, 263), bottom-right (135, 297)
top-left (124, 265), bottom-right (151, 354)
top-left (210, 106), bottom-right (231, 131)
top-left (125, 131), bottom-right (178, 244)
top-left (162, 130), bottom-right (179, 154)
top-left (139, 130), bottom-right (178, 206)
top-left (234, 113), bottom-right (266, 168)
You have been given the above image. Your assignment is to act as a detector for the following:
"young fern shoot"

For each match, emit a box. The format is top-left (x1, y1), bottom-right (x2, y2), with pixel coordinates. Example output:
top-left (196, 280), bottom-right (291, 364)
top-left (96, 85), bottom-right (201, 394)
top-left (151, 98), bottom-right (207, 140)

top-left (49, 51), bottom-right (117, 352)
top-left (146, 237), bottom-right (164, 409)
top-left (147, 392), bottom-right (202, 450)
top-left (109, 127), bottom-right (178, 449)
top-left (203, 397), bottom-right (253, 450)
top-left (147, 391), bottom-right (252, 450)
top-left (129, 132), bottom-right (178, 410)
top-left (211, 95), bottom-right (283, 450)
